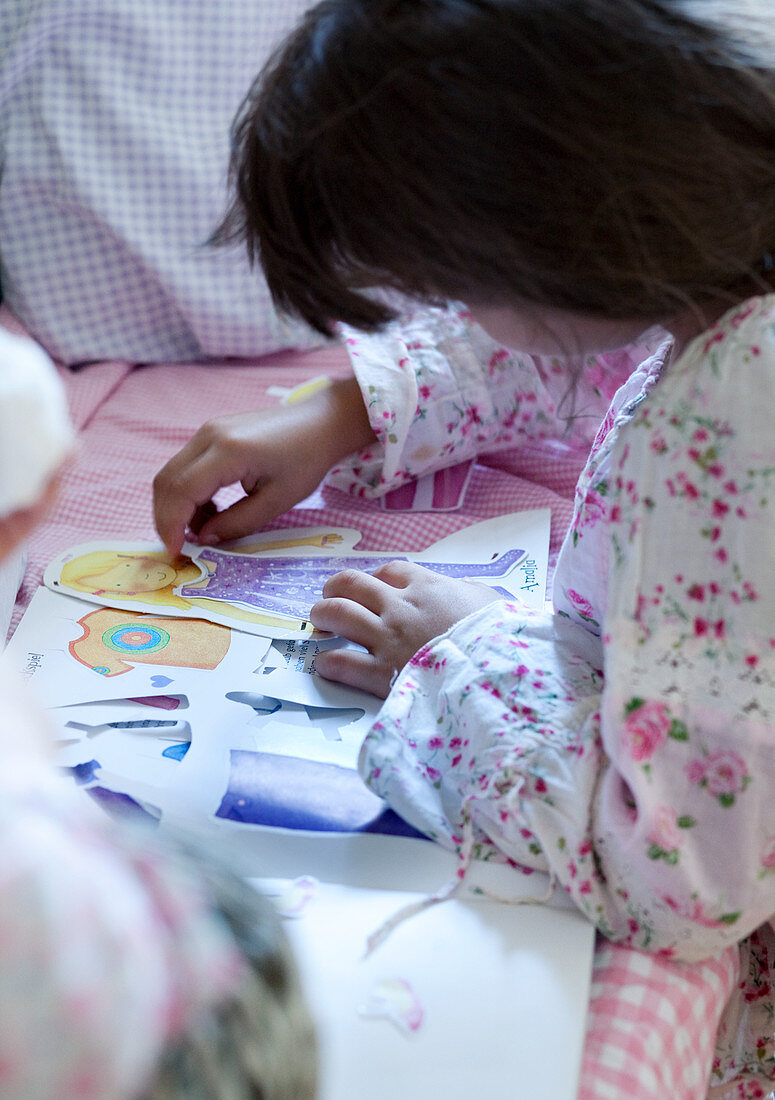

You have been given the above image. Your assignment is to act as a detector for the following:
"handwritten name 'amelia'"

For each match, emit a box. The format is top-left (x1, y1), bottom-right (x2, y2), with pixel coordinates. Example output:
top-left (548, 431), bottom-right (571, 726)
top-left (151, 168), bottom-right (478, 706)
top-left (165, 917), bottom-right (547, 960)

top-left (519, 558), bottom-right (539, 592)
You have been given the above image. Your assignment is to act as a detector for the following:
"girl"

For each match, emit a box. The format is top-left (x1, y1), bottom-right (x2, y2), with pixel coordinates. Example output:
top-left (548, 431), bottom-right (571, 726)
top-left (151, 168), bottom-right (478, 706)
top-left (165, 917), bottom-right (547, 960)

top-left (0, 329), bottom-right (316, 1096)
top-left (153, 1), bottom-right (775, 1095)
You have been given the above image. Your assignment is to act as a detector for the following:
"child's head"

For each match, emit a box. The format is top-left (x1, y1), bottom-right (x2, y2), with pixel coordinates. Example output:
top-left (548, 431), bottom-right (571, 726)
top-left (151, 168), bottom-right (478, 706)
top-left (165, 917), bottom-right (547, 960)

top-left (218, 0), bottom-right (775, 340)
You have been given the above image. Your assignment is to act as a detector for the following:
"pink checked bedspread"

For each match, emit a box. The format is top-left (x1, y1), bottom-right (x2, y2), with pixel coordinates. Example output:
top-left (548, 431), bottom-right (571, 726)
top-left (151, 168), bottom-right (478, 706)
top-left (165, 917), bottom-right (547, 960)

top-left (1, 304), bottom-right (742, 1100)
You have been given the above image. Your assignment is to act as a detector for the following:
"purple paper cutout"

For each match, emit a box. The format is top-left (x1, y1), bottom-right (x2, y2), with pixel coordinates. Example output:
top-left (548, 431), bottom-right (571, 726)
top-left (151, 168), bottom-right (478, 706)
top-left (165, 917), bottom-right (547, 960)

top-left (180, 547), bottom-right (526, 620)
top-left (128, 695), bottom-right (183, 710)
top-left (87, 786), bottom-right (160, 825)
top-left (65, 759), bottom-right (101, 785)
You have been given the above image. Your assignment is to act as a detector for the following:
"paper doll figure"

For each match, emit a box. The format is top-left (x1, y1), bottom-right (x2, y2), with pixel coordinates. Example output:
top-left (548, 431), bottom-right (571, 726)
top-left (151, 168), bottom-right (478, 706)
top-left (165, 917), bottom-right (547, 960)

top-left (177, 546), bottom-right (527, 620)
top-left (69, 607), bottom-right (231, 677)
top-left (58, 550), bottom-right (206, 606)
top-left (45, 521), bottom-right (543, 639)
top-left (52, 546), bottom-right (316, 633)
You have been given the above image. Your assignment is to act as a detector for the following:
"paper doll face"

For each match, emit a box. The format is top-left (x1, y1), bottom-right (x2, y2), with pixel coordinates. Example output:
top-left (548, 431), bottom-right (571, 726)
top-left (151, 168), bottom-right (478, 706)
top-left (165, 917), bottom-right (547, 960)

top-left (86, 556), bottom-right (177, 595)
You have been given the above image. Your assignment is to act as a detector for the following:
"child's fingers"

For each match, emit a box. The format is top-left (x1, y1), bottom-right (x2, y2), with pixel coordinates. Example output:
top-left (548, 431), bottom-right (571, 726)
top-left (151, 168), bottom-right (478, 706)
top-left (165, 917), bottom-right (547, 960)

top-left (154, 447), bottom-right (240, 554)
top-left (308, 595), bottom-right (383, 649)
top-left (153, 434), bottom-right (210, 520)
top-left (320, 569), bottom-right (392, 614)
top-left (313, 646), bottom-right (391, 698)
top-left (195, 482), bottom-right (289, 545)
top-left (188, 500), bottom-right (218, 535)
top-left (370, 560), bottom-right (420, 588)
top-left (153, 468), bottom-right (204, 556)
top-left (154, 501), bottom-right (193, 557)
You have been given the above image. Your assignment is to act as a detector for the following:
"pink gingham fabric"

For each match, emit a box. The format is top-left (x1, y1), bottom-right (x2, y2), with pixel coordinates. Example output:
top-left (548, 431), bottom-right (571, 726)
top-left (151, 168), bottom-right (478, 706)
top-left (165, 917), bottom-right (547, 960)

top-left (0, 0), bottom-right (321, 365)
top-left (4, 301), bottom-right (771, 1098)
top-left (581, 942), bottom-right (740, 1100)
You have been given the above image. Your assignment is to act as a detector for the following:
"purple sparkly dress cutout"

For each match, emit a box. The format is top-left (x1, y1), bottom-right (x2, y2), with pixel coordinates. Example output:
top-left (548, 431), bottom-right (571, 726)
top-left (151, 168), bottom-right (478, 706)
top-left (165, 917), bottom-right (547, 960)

top-left (178, 547), bottom-right (526, 620)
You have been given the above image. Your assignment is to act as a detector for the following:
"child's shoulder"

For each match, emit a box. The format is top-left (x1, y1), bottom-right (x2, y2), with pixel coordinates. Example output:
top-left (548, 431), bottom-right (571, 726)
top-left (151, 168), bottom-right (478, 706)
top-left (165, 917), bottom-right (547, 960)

top-left (683, 293), bottom-right (775, 375)
top-left (629, 294), bottom-right (775, 453)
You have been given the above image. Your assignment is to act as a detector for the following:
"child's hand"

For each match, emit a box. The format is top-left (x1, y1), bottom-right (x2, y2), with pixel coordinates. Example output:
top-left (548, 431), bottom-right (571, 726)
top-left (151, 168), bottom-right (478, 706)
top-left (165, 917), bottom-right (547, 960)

top-left (153, 378), bottom-right (376, 556)
top-left (309, 562), bottom-right (502, 698)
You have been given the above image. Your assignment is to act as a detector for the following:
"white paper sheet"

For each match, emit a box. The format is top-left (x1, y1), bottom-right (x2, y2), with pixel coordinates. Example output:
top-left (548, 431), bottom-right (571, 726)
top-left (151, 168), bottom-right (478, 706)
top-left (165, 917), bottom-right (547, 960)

top-left (15, 507), bottom-right (590, 1099)
top-left (252, 875), bottom-right (593, 1100)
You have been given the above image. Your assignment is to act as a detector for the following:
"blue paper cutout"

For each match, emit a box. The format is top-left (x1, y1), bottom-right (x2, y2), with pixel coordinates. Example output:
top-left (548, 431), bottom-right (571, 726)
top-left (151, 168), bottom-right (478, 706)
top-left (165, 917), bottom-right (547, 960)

top-left (215, 750), bottom-right (425, 839)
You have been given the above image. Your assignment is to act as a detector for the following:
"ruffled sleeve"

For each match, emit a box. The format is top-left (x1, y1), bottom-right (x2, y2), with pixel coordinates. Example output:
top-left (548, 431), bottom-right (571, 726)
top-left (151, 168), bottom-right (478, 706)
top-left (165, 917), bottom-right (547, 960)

top-left (327, 302), bottom-right (652, 498)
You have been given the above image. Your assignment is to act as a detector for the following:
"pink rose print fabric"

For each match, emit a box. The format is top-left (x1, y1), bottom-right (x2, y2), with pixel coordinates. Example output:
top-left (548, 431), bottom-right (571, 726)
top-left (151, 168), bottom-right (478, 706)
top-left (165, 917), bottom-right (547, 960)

top-left (327, 302), bottom-right (653, 499)
top-left (622, 698), bottom-right (679, 762)
top-left (342, 295), bottom-right (775, 1099)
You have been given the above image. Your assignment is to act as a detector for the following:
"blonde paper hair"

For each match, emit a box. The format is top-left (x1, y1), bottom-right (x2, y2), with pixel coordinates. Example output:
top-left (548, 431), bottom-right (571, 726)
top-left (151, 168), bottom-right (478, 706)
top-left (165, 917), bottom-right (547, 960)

top-left (59, 550), bottom-right (196, 609)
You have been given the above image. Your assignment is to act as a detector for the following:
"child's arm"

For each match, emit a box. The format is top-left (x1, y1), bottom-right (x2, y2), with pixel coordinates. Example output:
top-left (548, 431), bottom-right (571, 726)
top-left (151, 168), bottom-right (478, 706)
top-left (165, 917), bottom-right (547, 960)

top-left (326, 303), bottom-right (653, 499)
top-left (153, 376), bottom-right (376, 555)
top-left (311, 312), bottom-right (775, 962)
top-left (154, 303), bottom-right (652, 551)
top-left (324, 579), bottom-right (775, 963)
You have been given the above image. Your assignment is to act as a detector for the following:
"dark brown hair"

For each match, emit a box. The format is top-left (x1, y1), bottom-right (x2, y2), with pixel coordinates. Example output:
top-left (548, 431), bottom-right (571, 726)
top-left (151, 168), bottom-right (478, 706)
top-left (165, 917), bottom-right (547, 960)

top-left (215, 0), bottom-right (775, 336)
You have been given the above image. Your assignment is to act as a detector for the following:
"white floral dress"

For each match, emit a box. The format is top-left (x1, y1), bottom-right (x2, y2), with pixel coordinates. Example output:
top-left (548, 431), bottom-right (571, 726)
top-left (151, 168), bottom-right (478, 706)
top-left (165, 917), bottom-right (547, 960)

top-left (330, 295), bottom-right (775, 1094)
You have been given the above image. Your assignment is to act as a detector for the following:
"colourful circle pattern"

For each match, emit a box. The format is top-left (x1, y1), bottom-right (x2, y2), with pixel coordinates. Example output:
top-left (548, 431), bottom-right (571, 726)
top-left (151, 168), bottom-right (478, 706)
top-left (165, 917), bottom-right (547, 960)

top-left (101, 623), bottom-right (171, 654)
